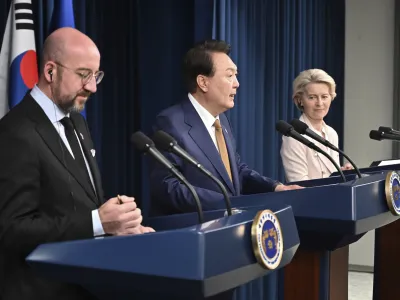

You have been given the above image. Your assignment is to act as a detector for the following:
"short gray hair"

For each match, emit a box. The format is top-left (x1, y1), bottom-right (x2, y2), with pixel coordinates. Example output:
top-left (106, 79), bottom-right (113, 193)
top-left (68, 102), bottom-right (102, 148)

top-left (292, 69), bottom-right (336, 110)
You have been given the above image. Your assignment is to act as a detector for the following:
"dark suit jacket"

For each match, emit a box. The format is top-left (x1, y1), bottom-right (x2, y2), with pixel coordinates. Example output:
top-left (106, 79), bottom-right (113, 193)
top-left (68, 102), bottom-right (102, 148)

top-left (150, 98), bottom-right (280, 216)
top-left (0, 94), bottom-right (104, 300)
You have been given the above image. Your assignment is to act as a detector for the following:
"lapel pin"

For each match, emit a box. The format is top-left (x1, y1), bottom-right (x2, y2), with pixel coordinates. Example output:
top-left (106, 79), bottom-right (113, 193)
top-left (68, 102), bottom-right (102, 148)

top-left (91, 149), bottom-right (96, 157)
top-left (80, 133), bottom-right (84, 140)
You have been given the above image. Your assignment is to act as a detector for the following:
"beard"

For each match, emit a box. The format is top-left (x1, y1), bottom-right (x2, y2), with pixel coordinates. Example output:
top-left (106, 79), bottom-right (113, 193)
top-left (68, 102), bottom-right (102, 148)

top-left (54, 87), bottom-right (91, 113)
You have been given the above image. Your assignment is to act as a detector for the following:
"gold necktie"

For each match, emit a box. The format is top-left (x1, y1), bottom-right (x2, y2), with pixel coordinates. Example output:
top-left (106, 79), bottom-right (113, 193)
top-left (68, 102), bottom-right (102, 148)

top-left (214, 119), bottom-right (232, 181)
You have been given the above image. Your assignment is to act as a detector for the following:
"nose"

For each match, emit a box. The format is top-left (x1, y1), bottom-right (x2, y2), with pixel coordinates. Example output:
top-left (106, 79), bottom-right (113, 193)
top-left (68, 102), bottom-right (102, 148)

top-left (233, 76), bottom-right (239, 88)
top-left (84, 77), bottom-right (97, 93)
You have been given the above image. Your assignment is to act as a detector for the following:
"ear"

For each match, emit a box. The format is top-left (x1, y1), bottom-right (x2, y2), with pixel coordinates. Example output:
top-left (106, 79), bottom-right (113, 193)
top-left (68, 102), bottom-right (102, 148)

top-left (44, 62), bottom-right (56, 83)
top-left (294, 97), bottom-right (303, 109)
top-left (196, 75), bottom-right (208, 93)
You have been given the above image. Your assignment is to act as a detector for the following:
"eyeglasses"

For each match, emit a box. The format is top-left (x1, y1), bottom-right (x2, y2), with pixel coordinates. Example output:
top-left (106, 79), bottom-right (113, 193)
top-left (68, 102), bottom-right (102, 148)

top-left (54, 61), bottom-right (104, 85)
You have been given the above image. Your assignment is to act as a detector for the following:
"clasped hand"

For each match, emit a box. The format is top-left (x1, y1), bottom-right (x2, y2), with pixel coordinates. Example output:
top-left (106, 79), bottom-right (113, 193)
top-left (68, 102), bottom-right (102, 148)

top-left (99, 195), bottom-right (155, 235)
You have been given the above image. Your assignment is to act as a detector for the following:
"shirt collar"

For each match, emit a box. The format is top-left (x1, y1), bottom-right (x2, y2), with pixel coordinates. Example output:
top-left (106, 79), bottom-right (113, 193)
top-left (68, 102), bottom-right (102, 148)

top-left (30, 85), bottom-right (69, 123)
top-left (188, 93), bottom-right (219, 128)
top-left (301, 113), bottom-right (329, 138)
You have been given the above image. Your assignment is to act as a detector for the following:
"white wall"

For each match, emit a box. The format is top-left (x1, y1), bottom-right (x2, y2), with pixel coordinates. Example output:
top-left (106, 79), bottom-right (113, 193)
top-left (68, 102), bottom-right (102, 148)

top-left (345, 0), bottom-right (395, 268)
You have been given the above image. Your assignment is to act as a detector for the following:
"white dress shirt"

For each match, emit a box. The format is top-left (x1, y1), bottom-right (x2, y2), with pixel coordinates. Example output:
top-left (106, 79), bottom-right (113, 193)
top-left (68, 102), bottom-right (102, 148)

top-left (30, 85), bottom-right (105, 236)
top-left (188, 93), bottom-right (220, 152)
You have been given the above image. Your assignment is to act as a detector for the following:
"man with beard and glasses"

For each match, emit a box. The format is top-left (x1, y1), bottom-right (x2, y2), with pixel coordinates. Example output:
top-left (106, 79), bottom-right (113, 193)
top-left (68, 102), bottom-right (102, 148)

top-left (0, 27), bottom-right (153, 300)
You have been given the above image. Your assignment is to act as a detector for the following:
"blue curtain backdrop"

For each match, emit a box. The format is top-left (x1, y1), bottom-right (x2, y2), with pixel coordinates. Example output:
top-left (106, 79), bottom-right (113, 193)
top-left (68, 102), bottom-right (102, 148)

top-left (0, 1), bottom-right (344, 299)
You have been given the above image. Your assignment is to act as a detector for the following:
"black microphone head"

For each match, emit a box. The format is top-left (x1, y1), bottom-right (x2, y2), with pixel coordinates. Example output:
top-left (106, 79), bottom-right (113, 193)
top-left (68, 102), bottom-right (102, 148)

top-left (131, 131), bottom-right (155, 152)
top-left (378, 126), bottom-right (392, 134)
top-left (369, 130), bottom-right (383, 141)
top-left (290, 119), bottom-right (309, 134)
top-left (276, 120), bottom-right (293, 136)
top-left (152, 130), bottom-right (177, 151)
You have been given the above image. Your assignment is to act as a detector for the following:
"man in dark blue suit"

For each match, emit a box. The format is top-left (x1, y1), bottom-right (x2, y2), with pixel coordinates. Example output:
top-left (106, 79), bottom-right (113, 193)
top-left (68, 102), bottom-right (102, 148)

top-left (150, 40), bottom-right (301, 216)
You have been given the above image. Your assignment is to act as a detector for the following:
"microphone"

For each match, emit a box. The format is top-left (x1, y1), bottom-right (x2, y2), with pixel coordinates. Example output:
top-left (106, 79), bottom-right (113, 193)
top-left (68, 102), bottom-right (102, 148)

top-left (152, 130), bottom-right (233, 216)
top-left (291, 119), bottom-right (362, 179)
top-left (370, 130), bottom-right (400, 142)
top-left (131, 131), bottom-right (204, 223)
top-left (378, 126), bottom-right (400, 136)
top-left (276, 120), bottom-right (346, 182)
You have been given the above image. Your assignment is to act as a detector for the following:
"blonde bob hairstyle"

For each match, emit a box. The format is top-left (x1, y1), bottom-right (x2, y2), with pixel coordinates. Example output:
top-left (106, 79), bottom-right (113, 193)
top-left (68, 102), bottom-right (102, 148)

top-left (292, 69), bottom-right (336, 110)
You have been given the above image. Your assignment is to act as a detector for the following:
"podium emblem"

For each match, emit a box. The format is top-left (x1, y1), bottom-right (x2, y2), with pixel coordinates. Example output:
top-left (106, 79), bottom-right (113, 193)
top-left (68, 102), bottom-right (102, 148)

top-left (251, 210), bottom-right (283, 270)
top-left (385, 171), bottom-right (400, 215)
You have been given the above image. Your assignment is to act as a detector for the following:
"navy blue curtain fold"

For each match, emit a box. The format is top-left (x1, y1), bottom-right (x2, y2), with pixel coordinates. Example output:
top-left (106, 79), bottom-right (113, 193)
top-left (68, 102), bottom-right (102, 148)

top-left (0, 1), bottom-right (345, 299)
top-left (133, 0), bottom-right (214, 213)
top-left (324, 0), bottom-right (345, 151)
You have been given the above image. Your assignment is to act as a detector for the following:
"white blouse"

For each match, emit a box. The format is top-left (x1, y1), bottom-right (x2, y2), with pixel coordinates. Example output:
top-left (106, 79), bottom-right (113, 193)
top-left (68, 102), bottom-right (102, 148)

top-left (280, 114), bottom-right (340, 182)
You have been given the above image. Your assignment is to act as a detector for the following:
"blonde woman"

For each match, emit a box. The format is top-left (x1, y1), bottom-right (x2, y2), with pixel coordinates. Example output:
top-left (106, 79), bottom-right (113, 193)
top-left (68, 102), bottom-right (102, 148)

top-left (280, 69), bottom-right (351, 182)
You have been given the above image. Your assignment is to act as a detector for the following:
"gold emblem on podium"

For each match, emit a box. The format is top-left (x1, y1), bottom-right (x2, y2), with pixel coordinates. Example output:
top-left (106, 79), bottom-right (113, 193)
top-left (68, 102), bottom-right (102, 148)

top-left (251, 210), bottom-right (283, 270)
top-left (385, 171), bottom-right (400, 215)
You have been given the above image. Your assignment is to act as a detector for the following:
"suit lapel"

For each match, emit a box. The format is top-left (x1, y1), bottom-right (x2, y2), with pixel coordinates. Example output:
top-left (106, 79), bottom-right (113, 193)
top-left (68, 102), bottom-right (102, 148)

top-left (25, 97), bottom-right (98, 205)
top-left (182, 100), bottom-right (236, 194)
top-left (70, 114), bottom-right (104, 204)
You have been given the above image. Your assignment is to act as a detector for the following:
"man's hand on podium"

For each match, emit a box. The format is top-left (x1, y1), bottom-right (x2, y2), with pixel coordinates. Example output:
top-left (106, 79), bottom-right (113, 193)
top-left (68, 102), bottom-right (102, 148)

top-left (99, 195), bottom-right (155, 235)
